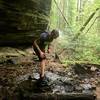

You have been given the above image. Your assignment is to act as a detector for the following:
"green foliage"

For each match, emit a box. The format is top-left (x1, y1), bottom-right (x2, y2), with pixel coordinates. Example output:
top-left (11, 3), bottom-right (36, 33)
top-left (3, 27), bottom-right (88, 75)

top-left (50, 0), bottom-right (100, 64)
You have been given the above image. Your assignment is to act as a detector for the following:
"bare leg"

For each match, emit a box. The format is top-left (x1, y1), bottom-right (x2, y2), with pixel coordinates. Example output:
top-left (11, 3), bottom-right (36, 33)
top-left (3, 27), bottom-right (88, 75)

top-left (40, 59), bottom-right (46, 79)
top-left (38, 59), bottom-right (49, 87)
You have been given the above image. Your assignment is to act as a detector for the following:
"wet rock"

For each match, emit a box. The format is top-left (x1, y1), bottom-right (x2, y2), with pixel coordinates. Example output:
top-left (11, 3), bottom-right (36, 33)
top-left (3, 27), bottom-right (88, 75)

top-left (45, 71), bottom-right (61, 81)
top-left (33, 73), bottom-right (40, 80)
top-left (16, 74), bottom-right (31, 83)
top-left (67, 72), bottom-right (72, 76)
top-left (53, 85), bottom-right (65, 93)
top-left (73, 74), bottom-right (79, 79)
top-left (80, 83), bottom-right (94, 93)
top-left (82, 89), bottom-right (93, 93)
top-left (74, 85), bottom-right (83, 92)
top-left (84, 78), bottom-right (90, 84)
top-left (81, 84), bottom-right (92, 90)
top-left (32, 71), bottom-right (77, 93)
top-left (90, 66), bottom-right (97, 71)
top-left (61, 77), bottom-right (74, 85)
top-left (90, 78), bottom-right (95, 83)
top-left (65, 85), bottom-right (74, 92)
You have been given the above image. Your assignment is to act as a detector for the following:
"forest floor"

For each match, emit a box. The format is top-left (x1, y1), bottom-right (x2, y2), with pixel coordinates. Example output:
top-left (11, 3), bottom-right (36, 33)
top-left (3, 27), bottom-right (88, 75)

top-left (0, 47), bottom-right (100, 100)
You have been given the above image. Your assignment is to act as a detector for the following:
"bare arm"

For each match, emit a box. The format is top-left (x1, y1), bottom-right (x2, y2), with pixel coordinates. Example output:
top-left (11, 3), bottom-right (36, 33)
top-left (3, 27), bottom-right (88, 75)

top-left (33, 38), bottom-right (41, 53)
top-left (48, 43), bottom-right (51, 49)
top-left (33, 39), bottom-right (46, 58)
top-left (47, 43), bottom-right (52, 53)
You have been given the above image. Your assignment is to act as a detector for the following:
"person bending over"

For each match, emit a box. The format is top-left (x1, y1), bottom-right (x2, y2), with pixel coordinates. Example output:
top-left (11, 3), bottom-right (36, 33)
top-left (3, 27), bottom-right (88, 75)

top-left (33, 29), bottom-right (59, 86)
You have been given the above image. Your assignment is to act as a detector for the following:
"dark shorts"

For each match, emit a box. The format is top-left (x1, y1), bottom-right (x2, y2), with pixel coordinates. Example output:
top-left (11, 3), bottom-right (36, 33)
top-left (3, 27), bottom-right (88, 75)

top-left (33, 46), bottom-right (46, 61)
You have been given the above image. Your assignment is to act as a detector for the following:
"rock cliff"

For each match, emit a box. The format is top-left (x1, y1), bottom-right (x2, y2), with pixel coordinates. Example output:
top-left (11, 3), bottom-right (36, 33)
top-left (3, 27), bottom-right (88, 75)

top-left (0, 0), bottom-right (51, 45)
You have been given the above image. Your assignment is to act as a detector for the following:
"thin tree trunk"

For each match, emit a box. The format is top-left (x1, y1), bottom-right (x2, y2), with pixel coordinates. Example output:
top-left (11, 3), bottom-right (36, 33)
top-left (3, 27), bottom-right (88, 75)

top-left (85, 16), bottom-right (100, 34)
top-left (73, 8), bottom-right (99, 41)
top-left (53, 0), bottom-right (71, 29)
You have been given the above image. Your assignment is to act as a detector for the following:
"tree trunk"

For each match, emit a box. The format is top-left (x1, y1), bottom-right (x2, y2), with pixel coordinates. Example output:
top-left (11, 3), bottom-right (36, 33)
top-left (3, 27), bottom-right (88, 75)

top-left (73, 8), bottom-right (99, 40)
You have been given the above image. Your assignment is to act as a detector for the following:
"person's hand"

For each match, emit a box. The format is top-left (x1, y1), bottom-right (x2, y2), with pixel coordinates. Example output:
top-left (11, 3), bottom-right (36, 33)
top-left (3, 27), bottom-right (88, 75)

top-left (47, 49), bottom-right (51, 53)
top-left (40, 52), bottom-right (45, 58)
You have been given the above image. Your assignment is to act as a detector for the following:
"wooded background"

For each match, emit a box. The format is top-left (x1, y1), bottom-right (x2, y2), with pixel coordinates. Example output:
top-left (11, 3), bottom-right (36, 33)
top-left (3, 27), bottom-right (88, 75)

top-left (49, 0), bottom-right (100, 64)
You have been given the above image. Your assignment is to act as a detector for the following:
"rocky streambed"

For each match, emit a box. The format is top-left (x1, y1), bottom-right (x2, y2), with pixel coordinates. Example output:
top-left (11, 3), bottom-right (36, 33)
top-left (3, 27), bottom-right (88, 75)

top-left (0, 50), bottom-right (100, 100)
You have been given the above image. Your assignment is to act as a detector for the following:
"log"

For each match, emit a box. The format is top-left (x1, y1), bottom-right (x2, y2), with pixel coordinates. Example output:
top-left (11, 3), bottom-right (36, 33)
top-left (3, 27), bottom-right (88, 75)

top-left (15, 93), bottom-right (96, 100)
